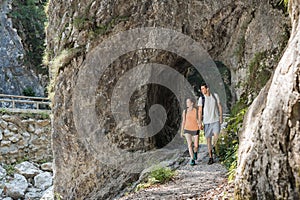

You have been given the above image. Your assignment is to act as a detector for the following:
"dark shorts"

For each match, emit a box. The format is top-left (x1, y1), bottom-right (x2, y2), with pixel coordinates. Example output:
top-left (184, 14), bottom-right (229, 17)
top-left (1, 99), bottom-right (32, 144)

top-left (184, 129), bottom-right (200, 136)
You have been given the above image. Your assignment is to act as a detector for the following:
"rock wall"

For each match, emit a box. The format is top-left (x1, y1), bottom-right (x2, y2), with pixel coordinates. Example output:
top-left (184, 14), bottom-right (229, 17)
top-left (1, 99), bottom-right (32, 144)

top-left (235, 0), bottom-right (300, 199)
top-left (0, 0), bottom-right (44, 96)
top-left (46, 0), bottom-right (290, 199)
top-left (46, 0), bottom-right (290, 103)
top-left (0, 112), bottom-right (52, 164)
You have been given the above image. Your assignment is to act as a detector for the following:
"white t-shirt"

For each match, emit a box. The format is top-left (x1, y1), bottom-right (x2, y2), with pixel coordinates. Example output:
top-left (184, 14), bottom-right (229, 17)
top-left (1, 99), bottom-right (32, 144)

top-left (198, 93), bottom-right (220, 124)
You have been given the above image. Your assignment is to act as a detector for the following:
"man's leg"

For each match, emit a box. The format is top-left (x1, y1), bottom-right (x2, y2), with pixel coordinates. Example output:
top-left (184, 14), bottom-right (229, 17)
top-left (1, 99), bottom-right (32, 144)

top-left (213, 133), bottom-right (219, 146)
top-left (212, 133), bottom-right (218, 155)
top-left (206, 137), bottom-right (212, 157)
top-left (206, 136), bottom-right (214, 164)
top-left (212, 121), bottom-right (221, 156)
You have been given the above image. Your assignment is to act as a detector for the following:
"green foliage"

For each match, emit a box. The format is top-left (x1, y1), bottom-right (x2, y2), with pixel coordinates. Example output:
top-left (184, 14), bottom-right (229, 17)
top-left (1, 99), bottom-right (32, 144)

top-left (239, 51), bottom-right (272, 104)
top-left (0, 109), bottom-right (50, 119)
top-left (73, 16), bottom-right (90, 30)
top-left (22, 87), bottom-right (36, 97)
top-left (278, 0), bottom-right (289, 11)
top-left (198, 130), bottom-right (206, 144)
top-left (39, 112), bottom-right (50, 119)
top-left (3, 164), bottom-right (15, 176)
top-left (37, 158), bottom-right (49, 164)
top-left (230, 98), bottom-right (247, 116)
top-left (9, 0), bottom-right (48, 74)
top-left (247, 51), bottom-right (271, 92)
top-left (89, 16), bottom-right (129, 38)
top-left (216, 108), bottom-right (247, 181)
top-left (234, 36), bottom-right (246, 61)
top-left (54, 192), bottom-right (62, 200)
top-left (21, 111), bottom-right (50, 119)
top-left (149, 167), bottom-right (176, 183)
top-left (16, 155), bottom-right (30, 164)
top-left (136, 167), bottom-right (176, 192)
top-left (0, 108), bottom-right (8, 114)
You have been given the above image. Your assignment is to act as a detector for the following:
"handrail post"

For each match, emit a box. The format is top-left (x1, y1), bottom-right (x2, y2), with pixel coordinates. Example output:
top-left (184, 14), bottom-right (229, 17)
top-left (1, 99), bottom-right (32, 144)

top-left (12, 98), bottom-right (15, 109)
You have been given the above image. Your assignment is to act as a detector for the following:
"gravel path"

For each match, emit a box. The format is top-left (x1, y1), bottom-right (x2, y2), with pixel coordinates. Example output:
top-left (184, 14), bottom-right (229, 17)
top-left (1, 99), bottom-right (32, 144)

top-left (119, 144), bottom-right (234, 200)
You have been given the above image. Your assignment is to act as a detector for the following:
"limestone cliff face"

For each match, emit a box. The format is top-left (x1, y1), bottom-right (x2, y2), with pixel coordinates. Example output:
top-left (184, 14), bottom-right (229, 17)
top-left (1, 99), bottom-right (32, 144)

top-left (46, 0), bottom-right (290, 199)
top-left (235, 0), bottom-right (300, 199)
top-left (46, 0), bottom-right (290, 102)
top-left (0, 0), bottom-right (44, 96)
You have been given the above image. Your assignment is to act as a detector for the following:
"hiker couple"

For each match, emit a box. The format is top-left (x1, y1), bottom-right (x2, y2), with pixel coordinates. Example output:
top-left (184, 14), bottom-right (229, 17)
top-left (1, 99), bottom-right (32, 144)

top-left (180, 83), bottom-right (223, 166)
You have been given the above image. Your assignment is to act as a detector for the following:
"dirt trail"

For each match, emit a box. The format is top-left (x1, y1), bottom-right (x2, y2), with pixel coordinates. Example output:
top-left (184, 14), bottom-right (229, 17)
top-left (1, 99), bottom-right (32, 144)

top-left (119, 144), bottom-right (234, 200)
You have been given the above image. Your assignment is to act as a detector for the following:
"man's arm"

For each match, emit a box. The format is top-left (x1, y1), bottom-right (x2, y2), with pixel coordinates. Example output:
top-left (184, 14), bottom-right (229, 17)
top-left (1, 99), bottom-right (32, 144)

top-left (218, 102), bottom-right (223, 124)
top-left (215, 93), bottom-right (223, 124)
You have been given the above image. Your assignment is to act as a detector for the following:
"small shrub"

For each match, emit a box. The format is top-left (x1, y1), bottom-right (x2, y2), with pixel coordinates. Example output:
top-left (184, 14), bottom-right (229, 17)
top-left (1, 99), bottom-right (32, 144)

top-left (149, 167), bottom-right (175, 183)
top-left (23, 87), bottom-right (36, 97)
top-left (3, 164), bottom-right (15, 176)
top-left (135, 167), bottom-right (176, 192)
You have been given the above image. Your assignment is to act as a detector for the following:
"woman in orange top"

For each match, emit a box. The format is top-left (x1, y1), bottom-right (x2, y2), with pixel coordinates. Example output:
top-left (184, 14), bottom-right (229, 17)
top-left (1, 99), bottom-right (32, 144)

top-left (181, 98), bottom-right (201, 166)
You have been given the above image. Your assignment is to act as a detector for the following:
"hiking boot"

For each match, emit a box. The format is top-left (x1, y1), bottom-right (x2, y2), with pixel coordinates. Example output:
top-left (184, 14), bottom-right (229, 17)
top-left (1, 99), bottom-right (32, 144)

top-left (190, 159), bottom-right (195, 166)
top-left (193, 152), bottom-right (198, 160)
top-left (208, 158), bottom-right (214, 165)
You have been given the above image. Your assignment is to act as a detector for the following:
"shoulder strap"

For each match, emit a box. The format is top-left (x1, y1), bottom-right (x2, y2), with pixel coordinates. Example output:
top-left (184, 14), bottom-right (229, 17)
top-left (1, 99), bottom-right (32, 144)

top-left (211, 93), bottom-right (217, 102)
top-left (201, 95), bottom-right (205, 108)
top-left (211, 93), bottom-right (220, 115)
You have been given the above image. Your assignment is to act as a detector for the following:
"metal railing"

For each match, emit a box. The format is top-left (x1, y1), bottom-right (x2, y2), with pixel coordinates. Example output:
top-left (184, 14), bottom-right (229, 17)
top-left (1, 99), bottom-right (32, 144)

top-left (0, 94), bottom-right (51, 113)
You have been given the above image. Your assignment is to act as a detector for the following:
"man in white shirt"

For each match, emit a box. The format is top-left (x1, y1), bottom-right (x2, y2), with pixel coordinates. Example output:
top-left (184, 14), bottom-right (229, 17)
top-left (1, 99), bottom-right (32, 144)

top-left (198, 83), bottom-right (223, 165)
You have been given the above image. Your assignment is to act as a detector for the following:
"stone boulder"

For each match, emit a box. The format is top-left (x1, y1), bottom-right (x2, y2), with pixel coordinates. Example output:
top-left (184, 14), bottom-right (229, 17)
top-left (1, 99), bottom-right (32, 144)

top-left (5, 174), bottom-right (28, 199)
top-left (15, 161), bottom-right (42, 178)
top-left (40, 186), bottom-right (53, 200)
top-left (41, 162), bottom-right (53, 172)
top-left (34, 172), bottom-right (53, 190)
top-left (0, 165), bottom-right (6, 179)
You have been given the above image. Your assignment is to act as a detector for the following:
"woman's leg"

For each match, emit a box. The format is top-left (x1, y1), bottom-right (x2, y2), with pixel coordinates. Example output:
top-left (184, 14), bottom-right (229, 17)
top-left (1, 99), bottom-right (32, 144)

top-left (193, 134), bottom-right (199, 159)
top-left (184, 133), bottom-right (194, 159)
